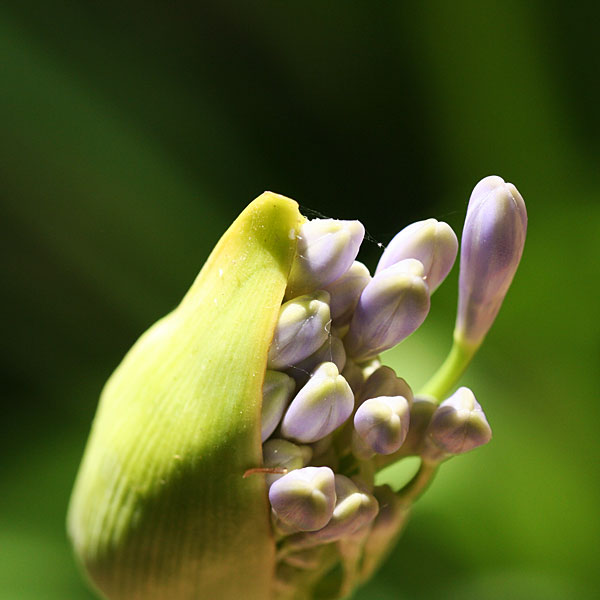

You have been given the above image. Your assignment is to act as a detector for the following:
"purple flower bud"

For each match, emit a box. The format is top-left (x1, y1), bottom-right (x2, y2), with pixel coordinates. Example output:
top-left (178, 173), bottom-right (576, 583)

top-left (354, 395), bottom-right (410, 455)
top-left (427, 387), bottom-right (492, 455)
top-left (456, 175), bottom-right (527, 347)
top-left (280, 362), bottom-right (354, 443)
top-left (401, 395), bottom-right (437, 455)
top-left (262, 438), bottom-right (313, 486)
top-left (286, 219), bottom-right (365, 298)
top-left (341, 359), bottom-right (365, 395)
top-left (287, 336), bottom-right (346, 387)
top-left (261, 371), bottom-right (296, 442)
top-left (267, 291), bottom-right (331, 370)
top-left (359, 365), bottom-right (413, 406)
top-left (322, 261), bottom-right (371, 325)
top-left (268, 466), bottom-right (336, 531)
top-left (309, 475), bottom-right (379, 542)
top-left (345, 259), bottom-right (430, 361)
top-left (376, 219), bottom-right (458, 292)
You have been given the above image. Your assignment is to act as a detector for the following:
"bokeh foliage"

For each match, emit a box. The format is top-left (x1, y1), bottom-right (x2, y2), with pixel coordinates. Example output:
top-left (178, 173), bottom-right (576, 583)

top-left (1, 1), bottom-right (598, 599)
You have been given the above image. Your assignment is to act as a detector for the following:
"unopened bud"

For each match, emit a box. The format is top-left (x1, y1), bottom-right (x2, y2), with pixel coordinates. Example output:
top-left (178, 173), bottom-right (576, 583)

top-left (456, 176), bottom-right (527, 347)
top-left (280, 362), bottom-right (354, 443)
top-left (286, 219), bottom-right (365, 298)
top-left (310, 475), bottom-right (379, 542)
top-left (427, 387), bottom-right (492, 455)
top-left (267, 291), bottom-right (331, 370)
top-left (354, 396), bottom-right (410, 455)
top-left (376, 219), bottom-right (458, 292)
top-left (359, 365), bottom-right (413, 406)
top-left (262, 438), bottom-right (312, 486)
top-left (323, 261), bottom-right (371, 325)
top-left (268, 466), bottom-right (336, 531)
top-left (341, 359), bottom-right (365, 395)
top-left (345, 259), bottom-right (430, 361)
top-left (401, 395), bottom-right (437, 455)
top-left (261, 371), bottom-right (296, 442)
top-left (288, 336), bottom-right (346, 387)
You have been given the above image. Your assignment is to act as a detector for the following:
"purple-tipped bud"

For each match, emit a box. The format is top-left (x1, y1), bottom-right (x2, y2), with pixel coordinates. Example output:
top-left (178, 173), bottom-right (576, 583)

top-left (401, 395), bottom-right (437, 455)
top-left (280, 362), bottom-right (354, 443)
top-left (345, 259), bottom-right (430, 361)
top-left (261, 371), bottom-right (296, 442)
top-left (427, 387), bottom-right (492, 455)
top-left (376, 219), bottom-right (458, 292)
top-left (359, 365), bottom-right (413, 406)
top-left (354, 396), bottom-right (410, 455)
top-left (268, 466), bottom-right (336, 531)
top-left (322, 261), bottom-right (371, 325)
top-left (310, 475), bottom-right (379, 542)
top-left (286, 219), bottom-right (365, 298)
top-left (262, 438), bottom-right (312, 486)
top-left (287, 336), bottom-right (346, 387)
top-left (456, 176), bottom-right (527, 347)
top-left (267, 291), bottom-right (331, 370)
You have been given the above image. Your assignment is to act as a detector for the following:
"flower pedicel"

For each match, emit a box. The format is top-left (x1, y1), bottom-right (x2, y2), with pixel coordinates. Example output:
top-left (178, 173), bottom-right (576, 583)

top-left (68, 176), bottom-right (527, 600)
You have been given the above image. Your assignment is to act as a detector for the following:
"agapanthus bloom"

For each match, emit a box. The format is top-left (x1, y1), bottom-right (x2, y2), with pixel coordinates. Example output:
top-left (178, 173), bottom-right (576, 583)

top-left (68, 177), bottom-right (526, 600)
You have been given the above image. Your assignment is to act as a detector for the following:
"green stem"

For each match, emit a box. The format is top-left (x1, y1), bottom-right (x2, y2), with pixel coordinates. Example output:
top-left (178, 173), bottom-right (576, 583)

top-left (419, 333), bottom-right (479, 401)
top-left (396, 459), bottom-right (439, 507)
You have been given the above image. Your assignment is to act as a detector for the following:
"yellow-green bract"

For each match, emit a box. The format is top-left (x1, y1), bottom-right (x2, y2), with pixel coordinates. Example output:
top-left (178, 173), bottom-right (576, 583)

top-left (68, 193), bottom-right (305, 599)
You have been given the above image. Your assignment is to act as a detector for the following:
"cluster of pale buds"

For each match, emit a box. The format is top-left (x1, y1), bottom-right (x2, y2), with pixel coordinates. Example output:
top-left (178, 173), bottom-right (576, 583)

top-left (252, 175), bottom-right (526, 597)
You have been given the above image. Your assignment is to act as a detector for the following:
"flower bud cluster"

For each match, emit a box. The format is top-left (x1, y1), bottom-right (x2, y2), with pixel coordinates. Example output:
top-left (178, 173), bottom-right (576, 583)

top-left (257, 176), bottom-right (523, 597)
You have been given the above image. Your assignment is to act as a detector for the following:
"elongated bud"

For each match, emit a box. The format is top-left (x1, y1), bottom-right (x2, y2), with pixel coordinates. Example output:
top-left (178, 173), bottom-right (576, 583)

top-left (267, 291), bottom-right (331, 370)
top-left (376, 219), bottom-right (458, 292)
top-left (309, 475), bottom-right (379, 542)
top-left (427, 387), bottom-right (492, 454)
top-left (345, 259), bottom-right (430, 361)
top-left (354, 395), bottom-right (410, 455)
top-left (262, 438), bottom-right (312, 486)
top-left (268, 466), bottom-right (336, 531)
top-left (281, 362), bottom-right (354, 443)
top-left (323, 261), bottom-right (371, 325)
top-left (287, 336), bottom-right (346, 387)
top-left (359, 365), bottom-right (413, 406)
top-left (456, 176), bottom-right (527, 348)
top-left (286, 219), bottom-right (365, 298)
top-left (261, 371), bottom-right (296, 442)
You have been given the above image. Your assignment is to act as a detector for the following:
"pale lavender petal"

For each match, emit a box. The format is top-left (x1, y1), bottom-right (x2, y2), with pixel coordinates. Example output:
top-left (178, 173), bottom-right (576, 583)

top-left (359, 365), bottom-right (413, 406)
top-left (268, 466), bottom-right (336, 531)
top-left (456, 176), bottom-right (527, 347)
top-left (287, 336), bottom-right (346, 387)
top-left (308, 475), bottom-right (379, 542)
top-left (286, 219), bottom-right (365, 298)
top-left (345, 259), bottom-right (430, 361)
top-left (267, 291), bottom-right (331, 370)
top-left (353, 395), bottom-right (410, 455)
top-left (322, 261), bottom-right (371, 325)
top-left (262, 438), bottom-right (312, 486)
top-left (401, 395), bottom-right (437, 455)
top-left (426, 387), bottom-right (492, 455)
top-left (376, 219), bottom-right (458, 292)
top-left (261, 371), bottom-right (296, 442)
top-left (280, 362), bottom-right (354, 443)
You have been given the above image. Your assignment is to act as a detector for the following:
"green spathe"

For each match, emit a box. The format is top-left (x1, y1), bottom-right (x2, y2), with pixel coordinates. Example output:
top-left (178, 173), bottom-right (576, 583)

top-left (67, 193), bottom-right (304, 600)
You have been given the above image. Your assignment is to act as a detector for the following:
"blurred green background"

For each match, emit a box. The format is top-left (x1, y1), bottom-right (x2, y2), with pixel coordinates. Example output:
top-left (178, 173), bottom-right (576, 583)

top-left (1, 1), bottom-right (598, 599)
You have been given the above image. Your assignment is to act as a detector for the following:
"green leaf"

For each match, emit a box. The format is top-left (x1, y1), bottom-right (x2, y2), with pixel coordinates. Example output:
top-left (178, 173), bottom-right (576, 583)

top-left (67, 193), bottom-right (304, 599)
